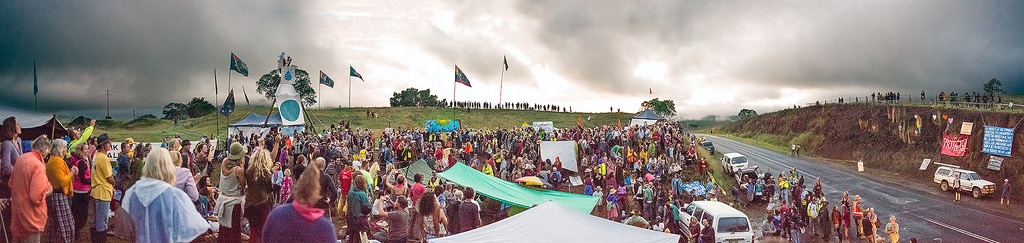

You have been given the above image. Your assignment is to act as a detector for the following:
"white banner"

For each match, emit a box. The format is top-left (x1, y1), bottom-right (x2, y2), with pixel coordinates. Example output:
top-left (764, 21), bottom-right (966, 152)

top-left (540, 140), bottom-right (578, 172)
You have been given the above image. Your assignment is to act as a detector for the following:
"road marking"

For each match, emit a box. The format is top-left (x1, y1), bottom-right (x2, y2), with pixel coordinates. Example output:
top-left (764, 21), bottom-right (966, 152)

top-left (921, 216), bottom-right (1000, 243)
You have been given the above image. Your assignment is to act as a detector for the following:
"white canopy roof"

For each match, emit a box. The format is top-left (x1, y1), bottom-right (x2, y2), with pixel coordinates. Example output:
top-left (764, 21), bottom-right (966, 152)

top-left (429, 202), bottom-right (678, 243)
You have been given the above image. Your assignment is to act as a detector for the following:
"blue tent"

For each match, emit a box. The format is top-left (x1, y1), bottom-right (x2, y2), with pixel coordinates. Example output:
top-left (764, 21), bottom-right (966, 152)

top-left (630, 109), bottom-right (665, 126)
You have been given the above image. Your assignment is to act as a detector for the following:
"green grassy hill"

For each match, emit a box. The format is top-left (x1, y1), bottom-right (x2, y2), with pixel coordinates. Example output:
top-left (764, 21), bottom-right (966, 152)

top-left (71, 107), bottom-right (635, 142)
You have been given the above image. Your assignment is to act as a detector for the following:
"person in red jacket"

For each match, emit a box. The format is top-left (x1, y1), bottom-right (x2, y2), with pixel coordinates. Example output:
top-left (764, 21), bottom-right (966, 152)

top-left (339, 165), bottom-right (353, 214)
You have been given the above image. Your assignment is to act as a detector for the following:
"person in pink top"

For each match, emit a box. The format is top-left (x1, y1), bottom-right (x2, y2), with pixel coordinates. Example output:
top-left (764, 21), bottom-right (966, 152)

top-left (409, 173), bottom-right (427, 204)
top-left (69, 142), bottom-right (92, 238)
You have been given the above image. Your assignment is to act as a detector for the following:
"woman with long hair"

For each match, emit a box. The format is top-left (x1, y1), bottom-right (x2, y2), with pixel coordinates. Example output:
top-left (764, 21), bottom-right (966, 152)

top-left (345, 174), bottom-right (372, 243)
top-left (0, 117), bottom-right (21, 240)
top-left (261, 163), bottom-right (336, 242)
top-left (243, 149), bottom-right (274, 243)
top-left (417, 192), bottom-right (447, 240)
top-left (123, 148), bottom-right (209, 242)
top-left (216, 142), bottom-right (247, 242)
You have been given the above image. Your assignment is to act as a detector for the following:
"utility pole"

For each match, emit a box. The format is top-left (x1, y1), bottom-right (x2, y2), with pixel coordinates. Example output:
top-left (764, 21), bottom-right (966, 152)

top-left (105, 89), bottom-right (111, 119)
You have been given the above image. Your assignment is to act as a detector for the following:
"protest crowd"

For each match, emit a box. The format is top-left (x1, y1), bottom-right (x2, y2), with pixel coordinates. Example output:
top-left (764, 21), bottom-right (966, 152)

top-left (0, 114), bottom-right (912, 243)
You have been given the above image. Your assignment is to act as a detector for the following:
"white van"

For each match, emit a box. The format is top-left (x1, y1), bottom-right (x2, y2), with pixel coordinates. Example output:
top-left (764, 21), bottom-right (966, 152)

top-left (680, 201), bottom-right (753, 243)
top-left (721, 153), bottom-right (749, 175)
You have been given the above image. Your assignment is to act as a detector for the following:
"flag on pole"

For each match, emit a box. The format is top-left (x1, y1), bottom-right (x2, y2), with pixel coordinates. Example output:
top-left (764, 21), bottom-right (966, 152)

top-left (455, 65), bottom-right (472, 87)
top-left (230, 53), bottom-right (249, 77)
top-left (33, 61), bottom-right (38, 95)
top-left (350, 66), bottom-right (364, 81)
top-left (617, 119), bottom-right (621, 129)
top-left (220, 89), bottom-right (235, 117)
top-left (649, 88), bottom-right (652, 95)
top-left (319, 71), bottom-right (335, 88)
top-left (241, 85), bottom-right (251, 106)
top-left (503, 56), bottom-right (509, 71)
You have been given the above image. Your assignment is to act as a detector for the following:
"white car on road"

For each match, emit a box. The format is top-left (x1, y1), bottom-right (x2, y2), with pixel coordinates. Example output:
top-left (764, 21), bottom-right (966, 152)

top-left (933, 165), bottom-right (996, 198)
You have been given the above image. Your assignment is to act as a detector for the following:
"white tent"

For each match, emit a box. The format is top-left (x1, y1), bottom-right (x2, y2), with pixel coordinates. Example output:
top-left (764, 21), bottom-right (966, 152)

top-left (227, 113), bottom-right (304, 137)
top-left (429, 202), bottom-right (678, 243)
top-left (629, 109), bottom-right (666, 127)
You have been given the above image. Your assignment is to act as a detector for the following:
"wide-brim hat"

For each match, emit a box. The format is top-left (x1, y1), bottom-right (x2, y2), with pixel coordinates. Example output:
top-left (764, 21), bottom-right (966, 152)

top-left (227, 142), bottom-right (247, 160)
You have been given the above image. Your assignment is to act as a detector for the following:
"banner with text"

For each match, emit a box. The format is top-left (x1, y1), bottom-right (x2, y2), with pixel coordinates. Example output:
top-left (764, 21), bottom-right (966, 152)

top-left (981, 126), bottom-right (1014, 157)
top-left (941, 133), bottom-right (969, 157)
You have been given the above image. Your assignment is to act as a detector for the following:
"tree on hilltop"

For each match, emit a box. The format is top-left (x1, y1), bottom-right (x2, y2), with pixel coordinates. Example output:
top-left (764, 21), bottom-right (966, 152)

top-left (738, 109), bottom-right (758, 119)
top-left (983, 78), bottom-right (1003, 96)
top-left (389, 87), bottom-right (447, 107)
top-left (640, 98), bottom-right (676, 117)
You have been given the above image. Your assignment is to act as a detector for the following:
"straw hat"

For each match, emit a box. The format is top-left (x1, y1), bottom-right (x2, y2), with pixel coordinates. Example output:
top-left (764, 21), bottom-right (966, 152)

top-left (609, 188), bottom-right (617, 194)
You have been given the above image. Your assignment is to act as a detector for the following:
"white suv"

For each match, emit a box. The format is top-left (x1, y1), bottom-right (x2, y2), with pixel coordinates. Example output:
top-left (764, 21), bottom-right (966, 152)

top-left (933, 165), bottom-right (996, 198)
top-left (721, 153), bottom-right (749, 175)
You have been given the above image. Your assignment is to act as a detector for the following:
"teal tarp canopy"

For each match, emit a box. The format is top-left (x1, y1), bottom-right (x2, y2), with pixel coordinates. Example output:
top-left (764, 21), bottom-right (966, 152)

top-left (438, 163), bottom-right (599, 213)
top-left (399, 159), bottom-right (435, 183)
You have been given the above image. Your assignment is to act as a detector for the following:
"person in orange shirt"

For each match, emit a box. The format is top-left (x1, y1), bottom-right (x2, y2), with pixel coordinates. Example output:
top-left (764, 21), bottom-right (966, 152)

top-left (10, 136), bottom-right (53, 243)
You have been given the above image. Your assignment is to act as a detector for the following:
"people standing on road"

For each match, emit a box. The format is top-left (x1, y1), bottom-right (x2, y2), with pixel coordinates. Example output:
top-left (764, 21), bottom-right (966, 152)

top-left (852, 195), bottom-right (863, 239)
top-left (953, 174), bottom-right (962, 202)
top-left (860, 212), bottom-right (873, 243)
top-left (91, 134), bottom-right (115, 243)
top-left (884, 215), bottom-right (899, 243)
top-left (867, 208), bottom-right (878, 238)
top-left (1001, 179), bottom-right (1011, 207)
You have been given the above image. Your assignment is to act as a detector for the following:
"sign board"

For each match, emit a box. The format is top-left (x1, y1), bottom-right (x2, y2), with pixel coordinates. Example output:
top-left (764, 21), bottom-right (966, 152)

top-left (857, 161), bottom-right (864, 172)
top-left (941, 134), bottom-right (969, 157)
top-left (981, 126), bottom-right (1014, 157)
top-left (531, 121), bottom-right (556, 132)
top-left (919, 159), bottom-right (931, 171)
top-left (988, 156), bottom-right (1004, 171)
top-left (569, 176), bottom-right (583, 186)
top-left (960, 122), bottom-right (974, 135)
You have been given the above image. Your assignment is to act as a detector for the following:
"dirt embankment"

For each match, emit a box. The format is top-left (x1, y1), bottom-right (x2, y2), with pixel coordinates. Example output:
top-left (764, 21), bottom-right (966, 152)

top-left (719, 103), bottom-right (1023, 197)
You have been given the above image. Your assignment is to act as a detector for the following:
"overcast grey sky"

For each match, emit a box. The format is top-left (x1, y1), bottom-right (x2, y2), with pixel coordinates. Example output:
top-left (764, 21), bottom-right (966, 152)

top-left (1, 0), bottom-right (1022, 119)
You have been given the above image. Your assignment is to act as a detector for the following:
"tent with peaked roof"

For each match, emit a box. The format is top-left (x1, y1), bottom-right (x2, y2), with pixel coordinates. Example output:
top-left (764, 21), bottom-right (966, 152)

top-left (438, 162), bottom-right (598, 213)
top-left (399, 159), bottom-right (435, 183)
top-left (228, 112), bottom-right (304, 137)
top-left (0, 105), bottom-right (67, 140)
top-left (429, 201), bottom-right (678, 243)
top-left (629, 109), bottom-right (666, 127)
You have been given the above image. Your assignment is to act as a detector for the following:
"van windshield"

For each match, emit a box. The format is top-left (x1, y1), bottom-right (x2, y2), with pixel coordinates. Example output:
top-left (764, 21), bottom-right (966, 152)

top-left (717, 217), bottom-right (750, 233)
top-left (731, 157), bottom-right (747, 164)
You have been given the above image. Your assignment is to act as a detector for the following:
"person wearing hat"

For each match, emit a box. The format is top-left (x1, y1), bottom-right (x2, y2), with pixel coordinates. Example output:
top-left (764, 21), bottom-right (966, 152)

top-left (623, 207), bottom-right (650, 229)
top-left (180, 140), bottom-right (194, 173)
top-left (215, 142), bottom-right (247, 241)
top-left (91, 134), bottom-right (116, 242)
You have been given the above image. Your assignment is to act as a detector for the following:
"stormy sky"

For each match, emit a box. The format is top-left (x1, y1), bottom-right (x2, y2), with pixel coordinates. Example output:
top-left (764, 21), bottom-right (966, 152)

top-left (1, 0), bottom-right (1022, 119)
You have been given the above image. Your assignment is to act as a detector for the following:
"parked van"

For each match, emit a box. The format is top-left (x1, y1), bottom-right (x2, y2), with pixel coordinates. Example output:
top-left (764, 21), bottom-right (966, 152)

top-left (721, 153), bottom-right (749, 175)
top-left (680, 201), bottom-right (753, 243)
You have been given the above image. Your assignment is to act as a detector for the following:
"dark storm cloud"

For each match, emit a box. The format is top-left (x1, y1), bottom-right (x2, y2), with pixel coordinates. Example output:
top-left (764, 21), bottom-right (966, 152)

top-left (509, 0), bottom-right (1024, 100)
top-left (0, 1), bottom-right (331, 113)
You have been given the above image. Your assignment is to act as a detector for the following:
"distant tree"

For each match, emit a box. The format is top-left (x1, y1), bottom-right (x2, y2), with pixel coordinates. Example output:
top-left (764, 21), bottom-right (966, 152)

top-left (983, 78), bottom-right (1003, 96)
top-left (139, 114), bottom-right (157, 119)
top-left (390, 87), bottom-right (446, 107)
top-left (701, 115), bottom-right (718, 121)
top-left (186, 97), bottom-right (217, 118)
top-left (162, 103), bottom-right (188, 120)
top-left (256, 68), bottom-right (317, 106)
top-left (640, 98), bottom-right (677, 117)
top-left (737, 109), bottom-right (758, 119)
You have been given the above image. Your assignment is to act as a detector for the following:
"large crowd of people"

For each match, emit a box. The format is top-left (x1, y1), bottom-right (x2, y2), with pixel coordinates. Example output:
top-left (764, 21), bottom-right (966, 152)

top-left (0, 113), bottom-right (920, 243)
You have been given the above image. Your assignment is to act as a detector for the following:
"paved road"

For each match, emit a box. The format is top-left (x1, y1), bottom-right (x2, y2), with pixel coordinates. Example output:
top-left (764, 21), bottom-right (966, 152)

top-left (704, 135), bottom-right (1023, 243)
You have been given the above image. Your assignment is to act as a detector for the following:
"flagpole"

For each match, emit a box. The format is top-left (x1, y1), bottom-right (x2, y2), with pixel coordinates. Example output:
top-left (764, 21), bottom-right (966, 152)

top-left (215, 68), bottom-right (219, 139)
top-left (319, 81), bottom-right (322, 110)
top-left (499, 65), bottom-right (504, 106)
top-left (453, 64), bottom-right (457, 119)
top-left (349, 75), bottom-right (352, 108)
